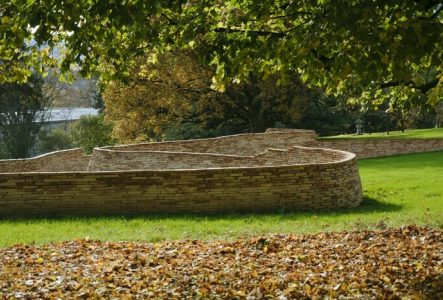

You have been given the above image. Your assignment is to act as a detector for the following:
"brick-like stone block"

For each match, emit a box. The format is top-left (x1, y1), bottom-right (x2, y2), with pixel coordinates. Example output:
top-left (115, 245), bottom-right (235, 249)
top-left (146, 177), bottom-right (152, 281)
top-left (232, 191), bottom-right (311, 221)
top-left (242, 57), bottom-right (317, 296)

top-left (5, 128), bottom-right (440, 217)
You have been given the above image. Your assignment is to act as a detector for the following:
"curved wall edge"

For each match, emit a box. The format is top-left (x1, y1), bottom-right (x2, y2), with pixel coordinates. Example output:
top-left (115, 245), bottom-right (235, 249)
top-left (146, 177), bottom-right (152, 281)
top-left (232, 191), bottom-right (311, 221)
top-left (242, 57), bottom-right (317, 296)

top-left (2, 128), bottom-right (441, 216)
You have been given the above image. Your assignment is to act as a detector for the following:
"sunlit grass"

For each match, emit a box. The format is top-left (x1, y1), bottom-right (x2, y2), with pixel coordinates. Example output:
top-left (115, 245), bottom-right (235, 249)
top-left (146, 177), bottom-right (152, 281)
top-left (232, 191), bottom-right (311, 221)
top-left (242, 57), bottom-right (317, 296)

top-left (0, 151), bottom-right (442, 247)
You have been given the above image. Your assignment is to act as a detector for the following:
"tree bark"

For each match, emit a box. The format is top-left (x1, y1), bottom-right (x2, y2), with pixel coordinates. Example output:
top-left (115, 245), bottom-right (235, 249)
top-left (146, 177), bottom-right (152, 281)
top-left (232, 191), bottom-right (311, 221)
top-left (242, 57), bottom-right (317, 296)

top-left (246, 107), bottom-right (266, 133)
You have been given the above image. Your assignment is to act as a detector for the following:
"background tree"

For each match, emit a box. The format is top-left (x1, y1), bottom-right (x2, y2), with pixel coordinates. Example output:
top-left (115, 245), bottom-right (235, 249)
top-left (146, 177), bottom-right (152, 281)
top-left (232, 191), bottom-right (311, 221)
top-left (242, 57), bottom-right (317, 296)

top-left (42, 70), bottom-right (100, 108)
top-left (224, 72), bottom-right (316, 133)
top-left (0, 142), bottom-right (7, 159)
top-left (103, 52), bottom-right (332, 142)
top-left (295, 96), bottom-right (357, 136)
top-left (36, 127), bottom-right (74, 154)
top-left (435, 102), bottom-right (443, 128)
top-left (70, 115), bottom-right (116, 154)
top-left (0, 73), bottom-right (49, 158)
top-left (103, 53), bottom-right (214, 142)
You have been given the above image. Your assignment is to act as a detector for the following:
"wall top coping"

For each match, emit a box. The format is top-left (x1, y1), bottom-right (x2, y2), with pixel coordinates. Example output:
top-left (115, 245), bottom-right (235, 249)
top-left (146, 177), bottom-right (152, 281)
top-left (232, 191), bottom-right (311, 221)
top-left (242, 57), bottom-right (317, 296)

top-left (318, 137), bottom-right (443, 141)
top-left (94, 147), bottom-right (257, 158)
top-left (0, 148), bottom-right (85, 163)
top-left (265, 128), bottom-right (315, 133)
top-left (0, 146), bottom-right (356, 175)
top-left (93, 145), bottom-right (353, 159)
top-left (0, 160), bottom-right (355, 176)
top-left (94, 144), bottom-right (342, 154)
top-left (0, 146), bottom-right (355, 175)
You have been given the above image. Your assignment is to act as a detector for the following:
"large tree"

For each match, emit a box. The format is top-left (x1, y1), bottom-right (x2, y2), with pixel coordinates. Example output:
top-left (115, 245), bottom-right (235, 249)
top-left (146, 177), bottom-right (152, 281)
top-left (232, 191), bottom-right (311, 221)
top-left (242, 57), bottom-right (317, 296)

top-left (0, 73), bottom-right (49, 158)
top-left (103, 52), bottom-right (319, 139)
top-left (1, 0), bottom-right (441, 106)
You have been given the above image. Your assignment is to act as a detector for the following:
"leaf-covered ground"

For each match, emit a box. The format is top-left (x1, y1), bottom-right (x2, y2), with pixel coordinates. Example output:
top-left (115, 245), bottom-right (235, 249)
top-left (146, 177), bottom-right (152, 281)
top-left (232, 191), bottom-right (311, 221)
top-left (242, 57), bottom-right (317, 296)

top-left (1, 226), bottom-right (442, 299)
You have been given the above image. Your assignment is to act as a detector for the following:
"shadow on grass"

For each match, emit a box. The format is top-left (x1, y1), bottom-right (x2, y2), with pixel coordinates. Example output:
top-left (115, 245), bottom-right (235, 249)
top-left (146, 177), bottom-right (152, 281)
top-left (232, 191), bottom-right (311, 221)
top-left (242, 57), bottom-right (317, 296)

top-left (1, 196), bottom-right (402, 223)
top-left (348, 196), bottom-right (402, 212)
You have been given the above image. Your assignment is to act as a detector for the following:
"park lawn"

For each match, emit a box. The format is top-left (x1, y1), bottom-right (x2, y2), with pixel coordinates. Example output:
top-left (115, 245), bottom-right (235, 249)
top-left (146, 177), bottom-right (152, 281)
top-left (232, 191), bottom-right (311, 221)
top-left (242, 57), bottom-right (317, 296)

top-left (0, 151), bottom-right (442, 247)
top-left (321, 127), bottom-right (443, 139)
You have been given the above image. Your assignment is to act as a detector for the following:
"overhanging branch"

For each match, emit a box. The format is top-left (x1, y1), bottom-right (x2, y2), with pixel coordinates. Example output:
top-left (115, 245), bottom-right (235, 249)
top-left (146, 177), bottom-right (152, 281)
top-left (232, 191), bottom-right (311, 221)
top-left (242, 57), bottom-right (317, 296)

top-left (214, 27), bottom-right (286, 38)
top-left (380, 78), bottom-right (439, 93)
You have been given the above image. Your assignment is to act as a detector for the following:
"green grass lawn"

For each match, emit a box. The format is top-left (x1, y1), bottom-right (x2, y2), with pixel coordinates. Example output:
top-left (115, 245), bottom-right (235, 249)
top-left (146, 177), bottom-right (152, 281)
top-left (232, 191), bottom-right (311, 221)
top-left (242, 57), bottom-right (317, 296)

top-left (0, 151), bottom-right (442, 247)
top-left (321, 127), bottom-right (443, 139)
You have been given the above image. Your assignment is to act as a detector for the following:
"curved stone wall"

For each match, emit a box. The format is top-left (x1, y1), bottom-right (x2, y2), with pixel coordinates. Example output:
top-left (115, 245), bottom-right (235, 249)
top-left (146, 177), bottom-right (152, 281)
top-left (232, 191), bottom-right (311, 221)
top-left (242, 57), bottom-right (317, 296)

top-left (0, 151), bottom-right (361, 217)
top-left (0, 129), bottom-right (364, 217)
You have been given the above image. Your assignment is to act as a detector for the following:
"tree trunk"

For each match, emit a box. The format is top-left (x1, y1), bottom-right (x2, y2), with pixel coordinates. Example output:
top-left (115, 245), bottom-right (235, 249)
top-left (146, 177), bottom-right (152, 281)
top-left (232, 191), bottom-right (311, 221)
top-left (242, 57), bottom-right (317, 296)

top-left (400, 117), bottom-right (405, 133)
top-left (247, 108), bottom-right (266, 133)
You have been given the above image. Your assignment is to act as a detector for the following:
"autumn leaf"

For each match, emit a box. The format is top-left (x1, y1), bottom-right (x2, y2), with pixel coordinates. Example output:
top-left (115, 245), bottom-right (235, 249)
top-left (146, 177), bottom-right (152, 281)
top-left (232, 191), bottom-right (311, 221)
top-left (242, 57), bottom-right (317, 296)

top-left (0, 226), bottom-right (441, 299)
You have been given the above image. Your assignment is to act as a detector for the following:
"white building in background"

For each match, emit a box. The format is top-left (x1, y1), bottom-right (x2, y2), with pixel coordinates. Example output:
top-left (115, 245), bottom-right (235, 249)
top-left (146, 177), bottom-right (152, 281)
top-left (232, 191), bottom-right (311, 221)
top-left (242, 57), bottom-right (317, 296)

top-left (42, 107), bottom-right (100, 130)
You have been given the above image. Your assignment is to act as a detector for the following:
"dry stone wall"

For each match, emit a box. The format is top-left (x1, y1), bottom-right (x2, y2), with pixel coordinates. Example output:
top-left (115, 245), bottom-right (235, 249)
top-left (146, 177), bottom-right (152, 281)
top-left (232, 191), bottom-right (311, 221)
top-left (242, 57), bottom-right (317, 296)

top-left (0, 129), bottom-right (365, 216)
top-left (2, 127), bottom-right (443, 217)
top-left (4, 128), bottom-right (442, 217)
top-left (0, 154), bottom-right (362, 217)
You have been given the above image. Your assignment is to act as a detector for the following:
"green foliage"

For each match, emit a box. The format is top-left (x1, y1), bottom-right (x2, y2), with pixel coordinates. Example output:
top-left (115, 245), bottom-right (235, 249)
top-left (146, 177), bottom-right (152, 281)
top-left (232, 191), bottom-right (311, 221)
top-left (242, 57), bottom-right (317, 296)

top-left (90, 88), bottom-right (104, 111)
top-left (0, 151), bottom-right (441, 247)
top-left (1, 0), bottom-right (442, 108)
top-left (37, 128), bottom-right (74, 154)
top-left (103, 52), bottom-right (327, 140)
top-left (70, 115), bottom-right (116, 154)
top-left (0, 142), bottom-right (7, 159)
top-left (0, 73), bottom-right (48, 158)
top-left (285, 96), bottom-right (357, 136)
top-left (164, 120), bottom-right (247, 141)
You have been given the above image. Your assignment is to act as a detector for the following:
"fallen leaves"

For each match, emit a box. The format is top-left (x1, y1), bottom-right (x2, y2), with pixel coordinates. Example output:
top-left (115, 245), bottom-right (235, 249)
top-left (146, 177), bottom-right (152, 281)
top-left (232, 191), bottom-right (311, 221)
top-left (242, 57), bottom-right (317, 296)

top-left (0, 225), bottom-right (442, 299)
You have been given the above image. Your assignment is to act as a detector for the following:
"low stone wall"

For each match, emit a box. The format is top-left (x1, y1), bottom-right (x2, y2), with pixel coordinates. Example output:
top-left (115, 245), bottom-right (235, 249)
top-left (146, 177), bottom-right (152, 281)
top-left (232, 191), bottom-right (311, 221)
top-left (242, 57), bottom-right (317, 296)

top-left (8, 127), bottom-right (443, 216)
top-left (0, 151), bottom-right (362, 217)
top-left (1, 128), bottom-right (442, 217)
top-left (0, 149), bottom-right (90, 173)
top-left (307, 139), bottom-right (443, 158)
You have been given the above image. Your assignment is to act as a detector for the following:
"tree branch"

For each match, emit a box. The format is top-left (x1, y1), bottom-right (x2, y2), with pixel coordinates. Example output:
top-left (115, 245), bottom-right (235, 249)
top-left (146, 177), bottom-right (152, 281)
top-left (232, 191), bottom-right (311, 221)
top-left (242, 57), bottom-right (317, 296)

top-left (269, 11), bottom-right (318, 19)
top-left (380, 78), bottom-right (440, 93)
top-left (214, 27), bottom-right (286, 38)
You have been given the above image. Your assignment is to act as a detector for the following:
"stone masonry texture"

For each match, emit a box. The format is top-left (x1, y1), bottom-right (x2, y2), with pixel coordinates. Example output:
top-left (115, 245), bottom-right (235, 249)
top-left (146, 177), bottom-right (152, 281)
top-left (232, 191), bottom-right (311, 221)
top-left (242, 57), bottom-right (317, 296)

top-left (1, 128), bottom-right (441, 217)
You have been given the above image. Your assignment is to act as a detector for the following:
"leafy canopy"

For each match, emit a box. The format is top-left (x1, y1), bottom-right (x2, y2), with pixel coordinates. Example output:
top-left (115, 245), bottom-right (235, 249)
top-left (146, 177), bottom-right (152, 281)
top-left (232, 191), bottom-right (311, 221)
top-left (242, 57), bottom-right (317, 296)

top-left (1, 0), bottom-right (442, 102)
top-left (103, 51), bottom-right (329, 139)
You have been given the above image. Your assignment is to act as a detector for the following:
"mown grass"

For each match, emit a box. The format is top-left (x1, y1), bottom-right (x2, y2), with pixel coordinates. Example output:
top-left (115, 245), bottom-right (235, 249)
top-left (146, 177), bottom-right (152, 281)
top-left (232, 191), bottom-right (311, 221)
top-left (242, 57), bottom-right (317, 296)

top-left (0, 151), bottom-right (442, 247)
top-left (321, 127), bottom-right (443, 139)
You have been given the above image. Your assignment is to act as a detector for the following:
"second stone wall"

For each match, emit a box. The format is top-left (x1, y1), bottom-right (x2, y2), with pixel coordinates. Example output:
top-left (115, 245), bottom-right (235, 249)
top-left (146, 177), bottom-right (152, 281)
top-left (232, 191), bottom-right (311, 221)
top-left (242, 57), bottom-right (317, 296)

top-left (306, 138), bottom-right (443, 158)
